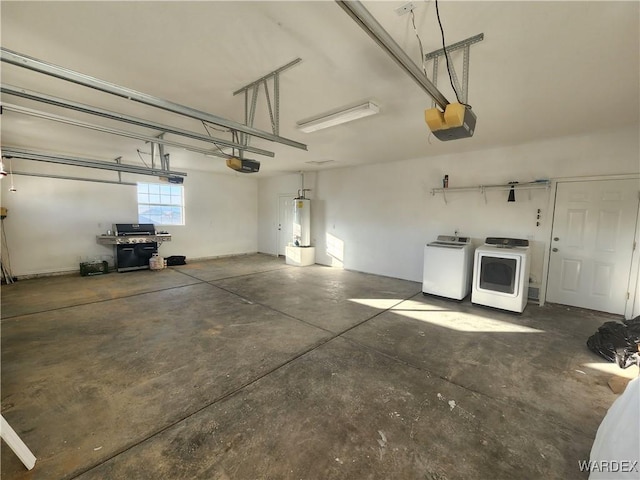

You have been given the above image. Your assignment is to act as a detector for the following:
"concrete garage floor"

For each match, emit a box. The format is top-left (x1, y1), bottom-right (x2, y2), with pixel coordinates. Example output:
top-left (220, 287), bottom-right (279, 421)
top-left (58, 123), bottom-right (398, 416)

top-left (1, 254), bottom-right (635, 479)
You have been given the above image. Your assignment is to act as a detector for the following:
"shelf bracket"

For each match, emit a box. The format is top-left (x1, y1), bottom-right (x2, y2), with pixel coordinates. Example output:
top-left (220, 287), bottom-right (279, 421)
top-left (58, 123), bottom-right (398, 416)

top-left (114, 156), bottom-right (122, 183)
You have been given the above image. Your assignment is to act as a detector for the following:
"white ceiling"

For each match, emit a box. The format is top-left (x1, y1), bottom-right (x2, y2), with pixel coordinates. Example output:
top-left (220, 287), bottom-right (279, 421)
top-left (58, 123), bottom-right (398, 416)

top-left (1, 1), bottom-right (638, 178)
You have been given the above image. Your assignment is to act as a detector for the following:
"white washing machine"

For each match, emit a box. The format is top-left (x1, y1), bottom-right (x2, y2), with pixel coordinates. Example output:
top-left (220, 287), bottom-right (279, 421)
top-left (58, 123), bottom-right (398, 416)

top-left (472, 237), bottom-right (530, 313)
top-left (422, 235), bottom-right (475, 300)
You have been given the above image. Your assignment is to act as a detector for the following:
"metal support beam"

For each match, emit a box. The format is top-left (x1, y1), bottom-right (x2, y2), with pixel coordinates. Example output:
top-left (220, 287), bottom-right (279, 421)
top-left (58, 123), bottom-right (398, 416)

top-left (12, 170), bottom-right (137, 187)
top-left (2, 147), bottom-right (187, 178)
top-left (233, 58), bottom-right (300, 143)
top-left (156, 135), bottom-right (170, 171)
top-left (2, 103), bottom-right (231, 159)
top-left (445, 51), bottom-right (463, 102)
top-left (462, 46), bottom-right (470, 105)
top-left (0, 47), bottom-right (307, 151)
top-left (243, 84), bottom-right (260, 149)
top-left (274, 74), bottom-right (280, 136)
top-left (115, 156), bottom-right (122, 183)
top-left (1, 84), bottom-right (275, 158)
top-left (233, 58), bottom-right (302, 96)
top-left (424, 33), bottom-right (484, 61)
top-left (264, 80), bottom-right (276, 135)
top-left (431, 56), bottom-right (439, 109)
top-left (424, 33), bottom-right (484, 105)
top-left (336, 0), bottom-right (450, 110)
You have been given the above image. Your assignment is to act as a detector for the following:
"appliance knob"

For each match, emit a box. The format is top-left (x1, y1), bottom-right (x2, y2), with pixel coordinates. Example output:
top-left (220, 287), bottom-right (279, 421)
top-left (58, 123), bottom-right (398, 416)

top-left (552, 248), bottom-right (559, 252)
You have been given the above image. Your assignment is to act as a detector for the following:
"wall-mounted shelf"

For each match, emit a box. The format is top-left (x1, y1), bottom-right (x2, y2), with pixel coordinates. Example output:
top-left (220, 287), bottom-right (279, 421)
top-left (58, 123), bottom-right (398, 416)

top-left (431, 180), bottom-right (550, 204)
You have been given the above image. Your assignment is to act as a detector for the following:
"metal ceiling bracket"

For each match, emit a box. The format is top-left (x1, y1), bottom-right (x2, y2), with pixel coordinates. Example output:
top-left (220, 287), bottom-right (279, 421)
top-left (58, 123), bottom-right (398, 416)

top-left (0, 47), bottom-right (307, 151)
top-left (150, 142), bottom-right (156, 170)
top-left (1, 147), bottom-right (187, 178)
top-left (1, 84), bottom-right (275, 158)
top-left (336, 0), bottom-right (450, 110)
top-left (140, 137), bottom-right (170, 175)
top-left (431, 56), bottom-right (439, 109)
top-left (233, 58), bottom-right (301, 149)
top-left (115, 156), bottom-right (122, 183)
top-left (158, 137), bottom-right (170, 172)
top-left (424, 33), bottom-right (484, 105)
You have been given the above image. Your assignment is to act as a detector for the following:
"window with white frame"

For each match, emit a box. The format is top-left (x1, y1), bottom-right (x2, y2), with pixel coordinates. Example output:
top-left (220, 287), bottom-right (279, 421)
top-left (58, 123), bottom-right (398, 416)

top-left (137, 182), bottom-right (184, 226)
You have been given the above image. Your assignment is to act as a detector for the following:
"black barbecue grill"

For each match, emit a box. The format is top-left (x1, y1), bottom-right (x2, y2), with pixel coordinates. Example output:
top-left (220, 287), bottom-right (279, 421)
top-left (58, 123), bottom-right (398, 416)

top-left (97, 224), bottom-right (171, 272)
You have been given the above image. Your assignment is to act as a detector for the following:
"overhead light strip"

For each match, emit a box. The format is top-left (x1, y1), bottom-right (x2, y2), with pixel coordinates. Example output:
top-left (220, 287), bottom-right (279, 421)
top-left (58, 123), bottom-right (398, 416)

top-left (0, 47), bottom-right (308, 151)
top-left (297, 102), bottom-right (380, 133)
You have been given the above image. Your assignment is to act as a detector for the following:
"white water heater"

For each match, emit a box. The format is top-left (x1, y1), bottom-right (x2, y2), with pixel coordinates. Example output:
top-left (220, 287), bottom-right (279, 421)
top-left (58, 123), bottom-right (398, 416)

top-left (293, 194), bottom-right (311, 247)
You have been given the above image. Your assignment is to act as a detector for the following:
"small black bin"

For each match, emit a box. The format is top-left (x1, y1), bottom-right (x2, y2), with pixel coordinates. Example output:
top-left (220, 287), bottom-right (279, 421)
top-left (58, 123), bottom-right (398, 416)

top-left (166, 255), bottom-right (186, 266)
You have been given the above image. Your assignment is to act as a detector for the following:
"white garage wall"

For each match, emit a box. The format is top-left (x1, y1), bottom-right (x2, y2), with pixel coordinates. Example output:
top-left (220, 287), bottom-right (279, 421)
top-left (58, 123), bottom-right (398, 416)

top-left (258, 126), bottom-right (640, 287)
top-left (0, 166), bottom-right (258, 277)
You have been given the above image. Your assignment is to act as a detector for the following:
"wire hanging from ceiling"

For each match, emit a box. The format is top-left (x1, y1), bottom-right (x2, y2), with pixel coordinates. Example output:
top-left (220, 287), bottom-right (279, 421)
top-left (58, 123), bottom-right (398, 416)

top-left (410, 9), bottom-right (427, 76)
top-left (201, 120), bottom-right (229, 135)
top-left (136, 149), bottom-right (150, 168)
top-left (202, 121), bottom-right (234, 158)
top-left (434, 0), bottom-right (469, 107)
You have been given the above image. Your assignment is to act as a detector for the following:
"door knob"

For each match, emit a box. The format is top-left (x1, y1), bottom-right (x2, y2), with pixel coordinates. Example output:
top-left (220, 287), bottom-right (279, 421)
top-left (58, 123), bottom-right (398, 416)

top-left (552, 248), bottom-right (558, 252)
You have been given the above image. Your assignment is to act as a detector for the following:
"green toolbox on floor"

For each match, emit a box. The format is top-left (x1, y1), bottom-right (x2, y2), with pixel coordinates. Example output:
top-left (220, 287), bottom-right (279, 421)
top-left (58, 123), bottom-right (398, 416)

top-left (79, 261), bottom-right (109, 276)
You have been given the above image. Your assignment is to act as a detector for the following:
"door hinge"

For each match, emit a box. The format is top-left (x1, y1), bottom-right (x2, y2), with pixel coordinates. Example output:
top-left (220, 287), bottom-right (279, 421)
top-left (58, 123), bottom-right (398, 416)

top-left (634, 241), bottom-right (637, 251)
top-left (627, 292), bottom-right (631, 300)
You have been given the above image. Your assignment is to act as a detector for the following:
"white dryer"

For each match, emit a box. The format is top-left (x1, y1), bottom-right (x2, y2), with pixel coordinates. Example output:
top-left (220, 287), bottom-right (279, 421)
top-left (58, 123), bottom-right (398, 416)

top-left (422, 235), bottom-right (475, 300)
top-left (472, 237), bottom-right (530, 313)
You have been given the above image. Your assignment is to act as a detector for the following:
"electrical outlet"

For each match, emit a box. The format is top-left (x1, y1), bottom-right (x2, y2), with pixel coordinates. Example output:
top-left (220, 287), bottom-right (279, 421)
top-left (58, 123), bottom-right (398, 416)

top-left (395, 2), bottom-right (416, 16)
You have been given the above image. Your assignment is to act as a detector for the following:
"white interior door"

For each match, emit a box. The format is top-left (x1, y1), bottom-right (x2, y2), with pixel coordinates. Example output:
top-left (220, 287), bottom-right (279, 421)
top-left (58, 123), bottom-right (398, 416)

top-left (547, 179), bottom-right (639, 315)
top-left (277, 194), bottom-right (295, 256)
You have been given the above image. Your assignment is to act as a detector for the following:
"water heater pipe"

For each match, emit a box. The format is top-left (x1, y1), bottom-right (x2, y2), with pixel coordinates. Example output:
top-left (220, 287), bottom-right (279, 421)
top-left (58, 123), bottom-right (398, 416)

top-left (298, 171), bottom-right (312, 199)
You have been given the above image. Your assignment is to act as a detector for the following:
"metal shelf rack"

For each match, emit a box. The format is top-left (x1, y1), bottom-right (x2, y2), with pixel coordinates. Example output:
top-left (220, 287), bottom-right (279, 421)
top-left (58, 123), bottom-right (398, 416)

top-left (431, 180), bottom-right (551, 204)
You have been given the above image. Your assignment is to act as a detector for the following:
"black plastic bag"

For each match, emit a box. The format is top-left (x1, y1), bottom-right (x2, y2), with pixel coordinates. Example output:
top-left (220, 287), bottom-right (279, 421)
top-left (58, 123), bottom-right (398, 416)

top-left (587, 317), bottom-right (640, 369)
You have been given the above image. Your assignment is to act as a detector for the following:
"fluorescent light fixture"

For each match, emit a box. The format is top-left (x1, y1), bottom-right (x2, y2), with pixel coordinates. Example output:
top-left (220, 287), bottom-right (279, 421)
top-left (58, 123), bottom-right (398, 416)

top-left (297, 101), bottom-right (380, 133)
